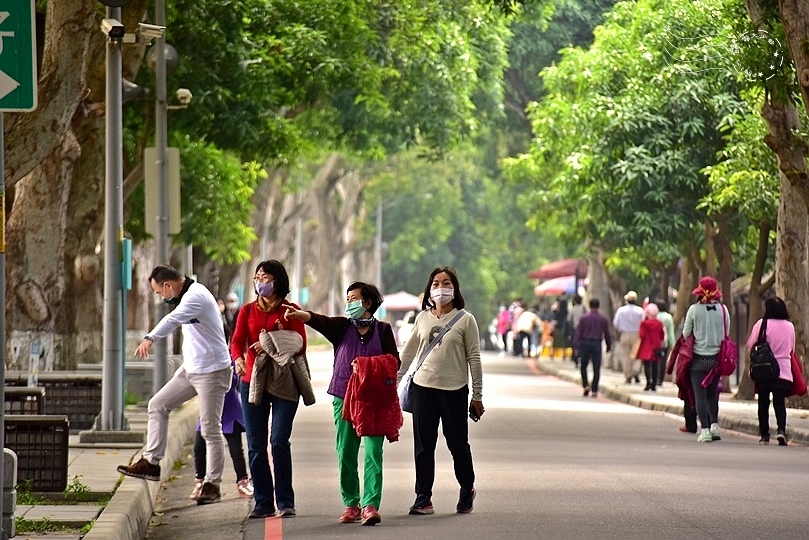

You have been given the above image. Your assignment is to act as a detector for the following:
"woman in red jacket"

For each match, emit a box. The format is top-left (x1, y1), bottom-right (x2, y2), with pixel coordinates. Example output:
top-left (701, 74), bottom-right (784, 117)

top-left (230, 260), bottom-right (307, 519)
top-left (637, 303), bottom-right (665, 392)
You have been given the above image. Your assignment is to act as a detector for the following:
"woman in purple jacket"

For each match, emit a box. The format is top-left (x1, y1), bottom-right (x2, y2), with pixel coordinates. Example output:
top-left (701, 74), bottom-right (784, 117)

top-left (746, 297), bottom-right (795, 445)
top-left (285, 282), bottom-right (399, 526)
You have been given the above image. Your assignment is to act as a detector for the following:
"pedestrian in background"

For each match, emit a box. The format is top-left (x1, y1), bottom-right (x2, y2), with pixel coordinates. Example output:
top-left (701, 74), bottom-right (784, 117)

top-left (637, 303), bottom-right (665, 391)
top-left (511, 301), bottom-right (525, 357)
top-left (683, 276), bottom-right (728, 443)
top-left (573, 298), bottom-right (611, 397)
top-left (613, 291), bottom-right (644, 383)
top-left (224, 292), bottom-right (241, 338)
top-left (119, 265), bottom-right (232, 507)
top-left (746, 297), bottom-right (796, 445)
top-left (655, 300), bottom-right (675, 388)
top-left (515, 307), bottom-right (541, 358)
top-left (496, 305), bottom-right (511, 354)
top-left (552, 297), bottom-right (570, 360)
top-left (568, 295), bottom-right (587, 367)
top-left (285, 281), bottom-right (400, 526)
top-left (399, 267), bottom-right (483, 516)
top-left (230, 260), bottom-right (308, 518)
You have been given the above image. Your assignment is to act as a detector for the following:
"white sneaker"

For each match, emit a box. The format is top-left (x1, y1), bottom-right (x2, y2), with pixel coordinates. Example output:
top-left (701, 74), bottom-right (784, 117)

top-left (709, 424), bottom-right (721, 441)
top-left (237, 478), bottom-right (254, 498)
top-left (697, 429), bottom-right (712, 443)
top-left (190, 480), bottom-right (204, 500)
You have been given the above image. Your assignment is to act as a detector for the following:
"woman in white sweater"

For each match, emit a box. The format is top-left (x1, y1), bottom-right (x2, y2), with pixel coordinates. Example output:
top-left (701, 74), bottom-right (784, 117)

top-left (399, 266), bottom-right (484, 516)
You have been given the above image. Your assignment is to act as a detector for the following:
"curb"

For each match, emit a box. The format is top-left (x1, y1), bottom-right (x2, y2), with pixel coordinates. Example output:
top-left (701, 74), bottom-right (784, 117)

top-left (83, 400), bottom-right (200, 540)
top-left (536, 359), bottom-right (809, 446)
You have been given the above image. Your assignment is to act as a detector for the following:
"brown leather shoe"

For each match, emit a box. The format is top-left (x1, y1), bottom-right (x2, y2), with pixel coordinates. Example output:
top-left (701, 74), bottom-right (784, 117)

top-left (196, 482), bottom-right (222, 505)
top-left (117, 457), bottom-right (160, 481)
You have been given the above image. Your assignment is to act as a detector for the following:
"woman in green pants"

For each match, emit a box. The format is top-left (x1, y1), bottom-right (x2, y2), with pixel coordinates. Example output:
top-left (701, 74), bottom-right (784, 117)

top-left (285, 281), bottom-right (399, 526)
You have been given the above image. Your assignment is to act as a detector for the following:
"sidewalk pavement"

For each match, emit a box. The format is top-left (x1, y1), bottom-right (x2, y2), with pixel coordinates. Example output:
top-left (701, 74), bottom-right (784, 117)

top-left (14, 400), bottom-right (199, 540)
top-left (534, 353), bottom-right (809, 446)
top-left (15, 353), bottom-right (809, 539)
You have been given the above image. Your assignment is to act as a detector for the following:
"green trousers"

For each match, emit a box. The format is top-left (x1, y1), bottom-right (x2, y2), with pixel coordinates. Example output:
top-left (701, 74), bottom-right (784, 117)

top-left (332, 398), bottom-right (384, 508)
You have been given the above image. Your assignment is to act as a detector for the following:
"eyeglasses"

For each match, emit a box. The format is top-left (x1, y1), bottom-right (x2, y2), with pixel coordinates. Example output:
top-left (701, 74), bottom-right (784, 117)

top-left (253, 274), bottom-right (273, 283)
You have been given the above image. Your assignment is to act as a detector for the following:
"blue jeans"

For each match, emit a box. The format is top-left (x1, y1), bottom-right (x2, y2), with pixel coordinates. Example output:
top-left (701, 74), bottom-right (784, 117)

top-left (240, 382), bottom-right (299, 512)
top-left (578, 340), bottom-right (602, 392)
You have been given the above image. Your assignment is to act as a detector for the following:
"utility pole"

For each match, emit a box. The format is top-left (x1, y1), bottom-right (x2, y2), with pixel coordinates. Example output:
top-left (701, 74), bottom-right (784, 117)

top-left (152, 0), bottom-right (170, 394)
top-left (100, 6), bottom-right (125, 430)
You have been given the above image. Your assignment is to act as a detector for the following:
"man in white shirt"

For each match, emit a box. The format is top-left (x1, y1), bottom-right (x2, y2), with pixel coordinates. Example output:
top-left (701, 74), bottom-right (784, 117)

top-left (117, 265), bottom-right (232, 505)
top-left (612, 291), bottom-right (644, 383)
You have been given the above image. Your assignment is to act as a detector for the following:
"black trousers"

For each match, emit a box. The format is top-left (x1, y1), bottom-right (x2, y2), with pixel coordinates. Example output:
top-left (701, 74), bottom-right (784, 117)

top-left (194, 423), bottom-right (249, 482)
top-left (757, 378), bottom-right (792, 437)
top-left (411, 383), bottom-right (475, 497)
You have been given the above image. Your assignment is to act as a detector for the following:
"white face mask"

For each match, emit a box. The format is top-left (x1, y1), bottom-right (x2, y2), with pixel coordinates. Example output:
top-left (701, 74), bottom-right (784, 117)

top-left (430, 287), bottom-right (454, 307)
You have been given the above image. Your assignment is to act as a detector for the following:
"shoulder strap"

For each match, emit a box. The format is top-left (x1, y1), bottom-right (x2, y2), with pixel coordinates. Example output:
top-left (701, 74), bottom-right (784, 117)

top-left (411, 309), bottom-right (467, 374)
top-left (757, 317), bottom-right (768, 342)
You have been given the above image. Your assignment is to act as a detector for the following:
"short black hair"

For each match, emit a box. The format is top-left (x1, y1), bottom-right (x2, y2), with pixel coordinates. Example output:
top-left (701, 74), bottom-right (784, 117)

top-left (254, 260), bottom-right (291, 298)
top-left (764, 296), bottom-right (790, 320)
top-left (589, 298), bottom-right (600, 309)
top-left (346, 281), bottom-right (384, 315)
top-left (573, 294), bottom-right (583, 304)
top-left (421, 266), bottom-right (465, 310)
top-left (149, 264), bottom-right (182, 284)
top-left (655, 300), bottom-right (668, 313)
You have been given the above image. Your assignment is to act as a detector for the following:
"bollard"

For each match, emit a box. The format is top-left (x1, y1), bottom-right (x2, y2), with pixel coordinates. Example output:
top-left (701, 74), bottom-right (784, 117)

top-left (3, 449), bottom-right (17, 537)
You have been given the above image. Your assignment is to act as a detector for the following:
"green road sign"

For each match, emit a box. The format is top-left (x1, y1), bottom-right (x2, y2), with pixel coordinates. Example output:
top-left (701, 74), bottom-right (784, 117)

top-left (0, 0), bottom-right (37, 111)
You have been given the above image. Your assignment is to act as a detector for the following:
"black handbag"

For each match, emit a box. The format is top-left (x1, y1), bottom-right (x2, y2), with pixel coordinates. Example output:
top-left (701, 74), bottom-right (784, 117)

top-left (749, 318), bottom-right (780, 383)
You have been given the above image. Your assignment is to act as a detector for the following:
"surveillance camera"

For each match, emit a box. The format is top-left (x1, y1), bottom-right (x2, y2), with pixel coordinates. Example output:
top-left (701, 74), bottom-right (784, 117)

top-left (139, 23), bottom-right (166, 40)
top-left (100, 18), bottom-right (125, 40)
top-left (176, 88), bottom-right (192, 105)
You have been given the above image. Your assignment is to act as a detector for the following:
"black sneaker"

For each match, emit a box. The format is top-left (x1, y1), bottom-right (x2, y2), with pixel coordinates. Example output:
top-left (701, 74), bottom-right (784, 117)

top-left (456, 487), bottom-right (476, 514)
top-left (633, 375), bottom-right (640, 383)
top-left (196, 482), bottom-right (222, 505)
top-left (117, 457), bottom-right (160, 481)
top-left (777, 430), bottom-right (787, 446)
top-left (409, 494), bottom-right (434, 515)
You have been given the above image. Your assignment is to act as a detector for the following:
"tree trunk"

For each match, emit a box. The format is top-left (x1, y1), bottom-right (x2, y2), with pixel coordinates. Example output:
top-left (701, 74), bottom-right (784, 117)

top-left (778, 0), bottom-right (809, 131)
top-left (777, 176), bottom-right (809, 408)
top-left (736, 224), bottom-right (773, 399)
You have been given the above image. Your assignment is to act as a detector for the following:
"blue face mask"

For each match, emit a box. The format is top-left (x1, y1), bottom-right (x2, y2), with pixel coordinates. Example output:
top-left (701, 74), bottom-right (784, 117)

top-left (345, 300), bottom-right (366, 320)
top-left (255, 281), bottom-right (275, 298)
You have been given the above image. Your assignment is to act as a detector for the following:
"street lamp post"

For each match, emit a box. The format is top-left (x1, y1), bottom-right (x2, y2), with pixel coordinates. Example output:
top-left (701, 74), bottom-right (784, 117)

top-left (100, 5), bottom-right (125, 431)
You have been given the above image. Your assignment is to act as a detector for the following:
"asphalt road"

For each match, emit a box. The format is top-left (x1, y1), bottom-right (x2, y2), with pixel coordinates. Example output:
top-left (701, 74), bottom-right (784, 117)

top-left (144, 349), bottom-right (809, 540)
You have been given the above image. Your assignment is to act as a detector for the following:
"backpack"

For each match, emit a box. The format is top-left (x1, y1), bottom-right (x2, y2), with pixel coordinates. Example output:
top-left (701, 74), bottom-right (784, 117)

top-left (749, 318), bottom-right (780, 384)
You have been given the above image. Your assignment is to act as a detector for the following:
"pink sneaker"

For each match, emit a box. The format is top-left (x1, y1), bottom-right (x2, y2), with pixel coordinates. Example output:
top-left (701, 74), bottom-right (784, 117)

top-left (361, 505), bottom-right (381, 526)
top-left (339, 505), bottom-right (361, 523)
top-left (189, 480), bottom-right (204, 500)
top-left (236, 478), bottom-right (254, 498)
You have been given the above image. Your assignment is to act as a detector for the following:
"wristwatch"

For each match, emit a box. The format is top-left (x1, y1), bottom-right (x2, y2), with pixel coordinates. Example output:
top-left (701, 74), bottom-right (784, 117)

top-left (144, 335), bottom-right (154, 342)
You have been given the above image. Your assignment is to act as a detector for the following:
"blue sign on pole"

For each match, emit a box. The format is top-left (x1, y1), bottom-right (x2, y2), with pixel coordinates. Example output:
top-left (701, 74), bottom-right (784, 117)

top-left (0, 0), bottom-right (37, 111)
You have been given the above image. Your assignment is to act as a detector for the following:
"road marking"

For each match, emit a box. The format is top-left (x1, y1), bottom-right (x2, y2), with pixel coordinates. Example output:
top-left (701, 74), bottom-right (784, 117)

top-left (264, 515), bottom-right (283, 540)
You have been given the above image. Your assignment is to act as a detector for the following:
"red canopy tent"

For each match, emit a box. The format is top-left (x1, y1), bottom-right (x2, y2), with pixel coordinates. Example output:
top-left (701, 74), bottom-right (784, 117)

top-left (528, 258), bottom-right (588, 280)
